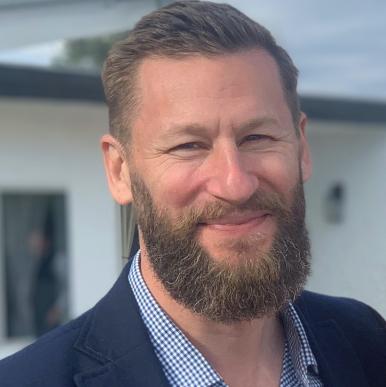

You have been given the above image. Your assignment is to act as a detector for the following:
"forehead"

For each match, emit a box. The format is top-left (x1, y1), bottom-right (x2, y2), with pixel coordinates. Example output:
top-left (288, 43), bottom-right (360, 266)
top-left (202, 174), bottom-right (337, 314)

top-left (138, 49), bottom-right (283, 98)
top-left (132, 50), bottom-right (291, 137)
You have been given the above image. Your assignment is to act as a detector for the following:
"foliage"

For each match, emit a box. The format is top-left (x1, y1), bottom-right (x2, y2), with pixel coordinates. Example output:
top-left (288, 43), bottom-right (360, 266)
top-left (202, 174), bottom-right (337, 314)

top-left (52, 31), bottom-right (127, 72)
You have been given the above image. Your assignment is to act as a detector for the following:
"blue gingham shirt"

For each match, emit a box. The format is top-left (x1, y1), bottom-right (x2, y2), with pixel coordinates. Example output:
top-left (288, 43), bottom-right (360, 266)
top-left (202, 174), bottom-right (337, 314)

top-left (129, 252), bottom-right (323, 386)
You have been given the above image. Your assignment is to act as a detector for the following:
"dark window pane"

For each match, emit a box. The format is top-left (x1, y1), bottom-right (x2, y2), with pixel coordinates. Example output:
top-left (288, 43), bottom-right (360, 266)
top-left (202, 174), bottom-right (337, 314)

top-left (2, 193), bottom-right (68, 338)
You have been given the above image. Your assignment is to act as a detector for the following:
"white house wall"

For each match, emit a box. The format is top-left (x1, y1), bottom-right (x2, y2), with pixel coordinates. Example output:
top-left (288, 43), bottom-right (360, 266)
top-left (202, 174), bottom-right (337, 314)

top-left (0, 98), bottom-right (120, 325)
top-left (306, 121), bottom-right (386, 317)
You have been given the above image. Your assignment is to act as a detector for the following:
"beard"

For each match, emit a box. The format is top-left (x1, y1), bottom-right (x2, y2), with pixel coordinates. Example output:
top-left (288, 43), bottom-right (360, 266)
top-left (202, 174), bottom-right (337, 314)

top-left (130, 171), bottom-right (311, 324)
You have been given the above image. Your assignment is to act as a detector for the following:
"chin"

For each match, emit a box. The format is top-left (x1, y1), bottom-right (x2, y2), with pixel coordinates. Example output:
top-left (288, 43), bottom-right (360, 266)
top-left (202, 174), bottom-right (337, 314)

top-left (200, 236), bottom-right (273, 267)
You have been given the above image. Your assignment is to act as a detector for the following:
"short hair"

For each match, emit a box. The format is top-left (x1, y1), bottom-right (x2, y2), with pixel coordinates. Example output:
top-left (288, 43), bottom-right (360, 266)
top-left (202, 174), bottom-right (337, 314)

top-left (102, 0), bottom-right (300, 144)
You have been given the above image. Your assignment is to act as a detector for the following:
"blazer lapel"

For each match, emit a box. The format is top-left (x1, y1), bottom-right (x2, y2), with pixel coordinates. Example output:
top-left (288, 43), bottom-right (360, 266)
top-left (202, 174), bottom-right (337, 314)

top-left (73, 345), bottom-right (169, 387)
top-left (295, 296), bottom-right (369, 387)
top-left (72, 260), bottom-right (169, 387)
top-left (306, 320), bottom-right (369, 387)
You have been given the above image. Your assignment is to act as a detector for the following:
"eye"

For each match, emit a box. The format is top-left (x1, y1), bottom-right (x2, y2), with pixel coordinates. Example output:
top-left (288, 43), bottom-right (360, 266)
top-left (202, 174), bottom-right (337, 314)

top-left (172, 142), bottom-right (202, 151)
top-left (168, 142), bottom-right (209, 157)
top-left (240, 134), bottom-right (271, 144)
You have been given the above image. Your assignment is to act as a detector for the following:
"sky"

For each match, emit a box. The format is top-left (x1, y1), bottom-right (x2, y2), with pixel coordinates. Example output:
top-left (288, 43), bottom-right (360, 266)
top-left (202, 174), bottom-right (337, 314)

top-left (0, 0), bottom-right (385, 101)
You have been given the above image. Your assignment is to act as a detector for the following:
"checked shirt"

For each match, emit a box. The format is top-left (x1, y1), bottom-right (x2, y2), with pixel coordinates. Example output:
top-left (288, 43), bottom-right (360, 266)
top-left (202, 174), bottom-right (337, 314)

top-left (128, 252), bottom-right (323, 386)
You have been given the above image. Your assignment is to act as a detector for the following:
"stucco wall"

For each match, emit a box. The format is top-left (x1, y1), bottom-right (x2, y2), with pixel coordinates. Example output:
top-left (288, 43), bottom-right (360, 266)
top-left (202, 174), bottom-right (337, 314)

top-left (306, 121), bottom-right (386, 317)
top-left (0, 98), bottom-right (120, 357)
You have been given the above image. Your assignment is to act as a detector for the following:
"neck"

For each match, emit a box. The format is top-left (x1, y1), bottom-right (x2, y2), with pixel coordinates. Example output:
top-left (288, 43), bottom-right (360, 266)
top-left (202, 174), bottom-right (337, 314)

top-left (140, 249), bottom-right (285, 386)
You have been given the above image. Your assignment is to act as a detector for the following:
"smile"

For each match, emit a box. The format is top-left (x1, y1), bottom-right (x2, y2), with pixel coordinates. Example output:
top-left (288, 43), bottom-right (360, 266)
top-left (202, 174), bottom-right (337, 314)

top-left (198, 211), bottom-right (272, 234)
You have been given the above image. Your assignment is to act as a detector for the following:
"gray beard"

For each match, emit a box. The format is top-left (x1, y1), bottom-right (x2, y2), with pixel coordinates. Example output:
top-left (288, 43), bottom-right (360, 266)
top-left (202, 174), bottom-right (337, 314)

top-left (131, 172), bottom-right (311, 323)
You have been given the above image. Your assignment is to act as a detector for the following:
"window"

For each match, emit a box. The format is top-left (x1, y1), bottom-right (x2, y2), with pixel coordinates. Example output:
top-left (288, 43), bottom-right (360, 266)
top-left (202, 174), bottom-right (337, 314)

top-left (1, 193), bottom-right (68, 338)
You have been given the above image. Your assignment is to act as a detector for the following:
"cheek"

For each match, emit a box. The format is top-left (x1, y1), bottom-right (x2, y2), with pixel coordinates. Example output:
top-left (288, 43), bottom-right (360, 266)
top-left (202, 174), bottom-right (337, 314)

top-left (149, 164), bottom-right (202, 209)
top-left (258, 154), bottom-right (300, 197)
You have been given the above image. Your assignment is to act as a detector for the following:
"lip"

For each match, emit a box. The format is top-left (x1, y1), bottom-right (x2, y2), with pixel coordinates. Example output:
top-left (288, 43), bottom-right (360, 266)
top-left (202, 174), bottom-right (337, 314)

top-left (199, 211), bottom-right (271, 233)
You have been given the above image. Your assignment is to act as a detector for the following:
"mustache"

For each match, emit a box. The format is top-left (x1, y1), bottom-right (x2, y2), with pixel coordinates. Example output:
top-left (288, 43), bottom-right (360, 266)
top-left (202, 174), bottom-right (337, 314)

top-left (175, 190), bottom-right (287, 229)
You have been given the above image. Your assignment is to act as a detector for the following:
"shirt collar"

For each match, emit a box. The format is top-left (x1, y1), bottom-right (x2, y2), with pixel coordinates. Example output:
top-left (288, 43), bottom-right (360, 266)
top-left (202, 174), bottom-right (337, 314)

top-left (128, 251), bottom-right (224, 387)
top-left (128, 251), bottom-right (320, 387)
top-left (281, 303), bottom-right (320, 384)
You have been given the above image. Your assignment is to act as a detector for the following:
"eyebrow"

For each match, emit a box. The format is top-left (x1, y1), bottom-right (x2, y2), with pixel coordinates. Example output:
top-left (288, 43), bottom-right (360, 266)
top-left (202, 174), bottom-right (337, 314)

top-left (163, 116), bottom-right (280, 139)
top-left (237, 117), bottom-right (280, 132)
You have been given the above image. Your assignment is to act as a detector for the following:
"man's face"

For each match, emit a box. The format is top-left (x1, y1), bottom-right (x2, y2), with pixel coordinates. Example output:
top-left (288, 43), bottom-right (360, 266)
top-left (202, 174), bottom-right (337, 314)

top-left (125, 50), bottom-right (312, 321)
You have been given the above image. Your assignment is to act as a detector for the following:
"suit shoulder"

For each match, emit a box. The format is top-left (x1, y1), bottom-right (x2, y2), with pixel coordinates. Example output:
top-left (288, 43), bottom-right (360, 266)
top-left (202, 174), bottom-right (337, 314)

top-left (0, 311), bottom-right (91, 387)
top-left (297, 290), bottom-right (386, 328)
top-left (296, 291), bottom-right (386, 356)
top-left (296, 292), bottom-right (386, 385)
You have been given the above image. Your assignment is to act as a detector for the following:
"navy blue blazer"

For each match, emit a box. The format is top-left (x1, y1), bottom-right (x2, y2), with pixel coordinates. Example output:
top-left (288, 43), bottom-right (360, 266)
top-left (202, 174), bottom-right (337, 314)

top-left (0, 260), bottom-right (385, 386)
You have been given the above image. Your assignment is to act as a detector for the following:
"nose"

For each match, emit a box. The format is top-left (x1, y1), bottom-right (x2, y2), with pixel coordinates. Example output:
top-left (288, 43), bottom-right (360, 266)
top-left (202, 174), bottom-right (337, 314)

top-left (204, 142), bottom-right (259, 204)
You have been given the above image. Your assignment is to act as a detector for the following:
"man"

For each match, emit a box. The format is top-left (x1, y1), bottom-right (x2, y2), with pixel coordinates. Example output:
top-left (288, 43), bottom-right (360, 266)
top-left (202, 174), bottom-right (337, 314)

top-left (1, 1), bottom-right (385, 386)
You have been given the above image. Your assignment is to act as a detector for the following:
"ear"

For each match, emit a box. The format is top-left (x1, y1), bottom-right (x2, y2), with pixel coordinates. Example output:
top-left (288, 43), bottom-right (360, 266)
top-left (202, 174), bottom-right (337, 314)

top-left (100, 134), bottom-right (133, 205)
top-left (298, 112), bottom-right (312, 182)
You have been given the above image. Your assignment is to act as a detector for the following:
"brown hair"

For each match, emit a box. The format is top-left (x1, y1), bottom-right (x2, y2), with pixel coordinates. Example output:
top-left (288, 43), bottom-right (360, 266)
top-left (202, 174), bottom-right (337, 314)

top-left (102, 0), bottom-right (300, 144)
